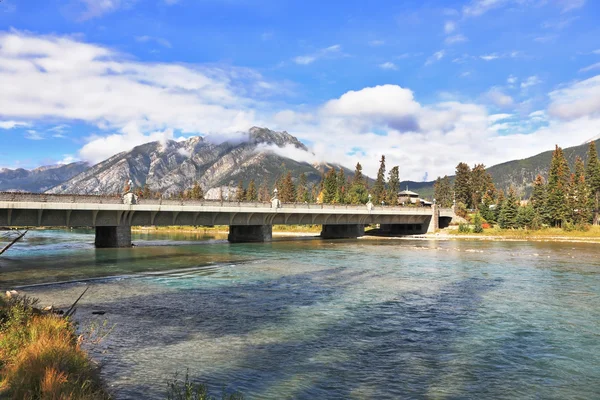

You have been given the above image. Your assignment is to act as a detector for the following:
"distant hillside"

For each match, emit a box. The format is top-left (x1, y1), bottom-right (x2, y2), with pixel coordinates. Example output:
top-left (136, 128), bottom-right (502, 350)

top-left (0, 162), bottom-right (89, 192)
top-left (411, 139), bottom-right (600, 199)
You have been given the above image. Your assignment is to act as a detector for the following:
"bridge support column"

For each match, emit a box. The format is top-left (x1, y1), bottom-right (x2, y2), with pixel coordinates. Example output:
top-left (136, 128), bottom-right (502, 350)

top-left (228, 225), bottom-right (272, 243)
top-left (427, 205), bottom-right (439, 233)
top-left (95, 225), bottom-right (132, 248)
top-left (321, 224), bottom-right (365, 239)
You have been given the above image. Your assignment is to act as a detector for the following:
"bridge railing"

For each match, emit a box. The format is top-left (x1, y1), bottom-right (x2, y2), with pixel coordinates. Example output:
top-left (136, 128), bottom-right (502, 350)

top-left (0, 192), bottom-right (451, 214)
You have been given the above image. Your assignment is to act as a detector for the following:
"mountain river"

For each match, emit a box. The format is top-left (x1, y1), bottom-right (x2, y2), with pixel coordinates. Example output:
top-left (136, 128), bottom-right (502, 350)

top-left (1, 230), bottom-right (599, 399)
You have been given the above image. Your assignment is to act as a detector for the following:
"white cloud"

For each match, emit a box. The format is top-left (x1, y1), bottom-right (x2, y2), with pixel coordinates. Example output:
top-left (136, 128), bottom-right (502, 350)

top-left (507, 75), bottom-right (518, 86)
top-left (444, 21), bottom-right (456, 34)
top-left (425, 50), bottom-right (445, 66)
top-left (379, 62), bottom-right (397, 70)
top-left (548, 74), bottom-right (600, 120)
top-left (293, 44), bottom-right (343, 65)
top-left (445, 34), bottom-right (467, 45)
top-left (556, 0), bottom-right (586, 12)
top-left (0, 120), bottom-right (30, 129)
top-left (480, 53), bottom-right (500, 61)
top-left (463, 0), bottom-right (507, 17)
top-left (135, 35), bottom-right (172, 48)
top-left (76, 0), bottom-right (137, 21)
top-left (25, 130), bottom-right (44, 140)
top-left (369, 40), bottom-right (384, 46)
top-left (486, 88), bottom-right (514, 107)
top-left (580, 62), bottom-right (600, 73)
top-left (521, 75), bottom-right (542, 88)
top-left (59, 155), bottom-right (79, 165)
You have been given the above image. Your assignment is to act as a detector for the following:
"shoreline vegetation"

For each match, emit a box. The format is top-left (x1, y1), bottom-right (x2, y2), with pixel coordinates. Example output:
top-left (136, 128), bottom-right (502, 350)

top-left (0, 293), bottom-right (244, 400)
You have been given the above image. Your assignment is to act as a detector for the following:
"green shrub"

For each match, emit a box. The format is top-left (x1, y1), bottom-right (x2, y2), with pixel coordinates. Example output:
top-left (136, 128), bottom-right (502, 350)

top-left (472, 213), bottom-right (484, 233)
top-left (166, 371), bottom-right (243, 400)
top-left (458, 223), bottom-right (471, 233)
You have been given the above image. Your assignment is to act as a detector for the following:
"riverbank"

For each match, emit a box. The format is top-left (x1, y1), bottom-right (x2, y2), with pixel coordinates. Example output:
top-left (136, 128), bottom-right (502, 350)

top-left (0, 293), bottom-right (109, 399)
top-left (429, 226), bottom-right (600, 243)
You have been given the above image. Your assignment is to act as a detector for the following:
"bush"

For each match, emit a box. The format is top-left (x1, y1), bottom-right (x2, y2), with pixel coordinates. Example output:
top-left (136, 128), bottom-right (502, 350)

top-left (458, 223), bottom-right (471, 233)
top-left (166, 370), bottom-right (244, 400)
top-left (0, 294), bottom-right (109, 399)
top-left (472, 213), bottom-right (484, 233)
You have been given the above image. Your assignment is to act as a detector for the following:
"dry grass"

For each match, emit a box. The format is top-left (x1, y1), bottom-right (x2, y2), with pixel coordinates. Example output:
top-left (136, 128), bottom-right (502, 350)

top-left (0, 295), bottom-right (109, 400)
top-left (447, 225), bottom-right (600, 241)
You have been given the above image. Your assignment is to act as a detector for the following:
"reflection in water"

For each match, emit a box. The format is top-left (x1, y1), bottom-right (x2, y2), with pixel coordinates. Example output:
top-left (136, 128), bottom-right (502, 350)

top-left (3, 231), bottom-right (600, 399)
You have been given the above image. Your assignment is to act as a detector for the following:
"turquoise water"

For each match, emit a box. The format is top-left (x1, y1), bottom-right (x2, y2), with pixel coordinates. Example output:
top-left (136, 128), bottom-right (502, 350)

top-left (1, 231), bottom-right (600, 399)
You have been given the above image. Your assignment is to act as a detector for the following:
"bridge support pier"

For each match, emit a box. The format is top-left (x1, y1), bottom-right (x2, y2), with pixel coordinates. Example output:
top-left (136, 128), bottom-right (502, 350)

top-left (228, 225), bottom-right (272, 243)
top-left (321, 224), bottom-right (365, 239)
top-left (95, 225), bottom-right (132, 248)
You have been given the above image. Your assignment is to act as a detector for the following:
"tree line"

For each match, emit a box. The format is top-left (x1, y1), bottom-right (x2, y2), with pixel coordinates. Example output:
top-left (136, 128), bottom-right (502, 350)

top-left (434, 141), bottom-right (600, 230)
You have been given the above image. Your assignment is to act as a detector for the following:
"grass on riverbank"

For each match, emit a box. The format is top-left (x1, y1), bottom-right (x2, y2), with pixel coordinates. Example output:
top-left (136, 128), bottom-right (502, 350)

top-left (0, 294), bottom-right (109, 400)
top-left (447, 225), bottom-right (600, 240)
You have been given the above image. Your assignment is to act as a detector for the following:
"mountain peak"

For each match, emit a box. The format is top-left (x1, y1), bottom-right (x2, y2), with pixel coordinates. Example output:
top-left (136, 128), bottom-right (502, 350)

top-left (248, 127), bottom-right (307, 150)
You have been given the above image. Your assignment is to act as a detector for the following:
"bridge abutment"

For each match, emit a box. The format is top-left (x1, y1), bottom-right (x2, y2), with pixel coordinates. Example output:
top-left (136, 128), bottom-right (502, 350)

top-left (228, 225), bottom-right (273, 243)
top-left (95, 225), bottom-right (132, 248)
top-left (321, 224), bottom-right (365, 239)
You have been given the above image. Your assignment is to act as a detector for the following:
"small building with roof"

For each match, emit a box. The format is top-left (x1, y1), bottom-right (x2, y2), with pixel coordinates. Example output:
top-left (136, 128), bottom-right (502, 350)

top-left (398, 188), bottom-right (432, 207)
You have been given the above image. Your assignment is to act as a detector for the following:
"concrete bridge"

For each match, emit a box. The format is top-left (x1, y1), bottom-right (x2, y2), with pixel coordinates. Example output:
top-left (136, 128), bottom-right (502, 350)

top-left (0, 192), bottom-right (454, 247)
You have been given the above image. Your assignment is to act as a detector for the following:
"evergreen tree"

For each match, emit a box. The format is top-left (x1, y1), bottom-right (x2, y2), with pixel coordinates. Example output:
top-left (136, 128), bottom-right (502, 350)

top-left (280, 171), bottom-right (296, 203)
top-left (434, 175), bottom-right (453, 208)
top-left (499, 186), bottom-right (519, 229)
top-left (479, 192), bottom-right (496, 223)
top-left (322, 168), bottom-right (338, 203)
top-left (470, 164), bottom-right (490, 207)
top-left (191, 181), bottom-right (204, 200)
top-left (335, 169), bottom-right (347, 204)
top-left (387, 166), bottom-right (400, 205)
top-left (494, 190), bottom-right (505, 224)
top-left (547, 145), bottom-right (570, 227)
top-left (570, 156), bottom-right (590, 225)
top-left (246, 179), bottom-right (257, 201)
top-left (296, 173), bottom-right (308, 203)
top-left (258, 179), bottom-right (270, 202)
top-left (142, 184), bottom-right (151, 199)
top-left (372, 155), bottom-right (387, 203)
top-left (472, 212), bottom-right (484, 233)
top-left (235, 180), bottom-right (245, 202)
top-left (531, 174), bottom-right (550, 225)
top-left (517, 205), bottom-right (536, 229)
top-left (454, 162), bottom-right (472, 208)
top-left (348, 163), bottom-right (369, 204)
top-left (585, 141), bottom-right (600, 225)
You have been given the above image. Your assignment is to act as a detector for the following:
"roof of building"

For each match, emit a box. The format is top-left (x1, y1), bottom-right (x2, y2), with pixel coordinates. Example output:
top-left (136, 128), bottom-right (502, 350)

top-left (398, 190), bottom-right (419, 196)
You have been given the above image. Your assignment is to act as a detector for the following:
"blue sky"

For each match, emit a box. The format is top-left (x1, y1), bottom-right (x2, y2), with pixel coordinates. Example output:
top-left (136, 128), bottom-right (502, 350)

top-left (1, 0), bottom-right (600, 180)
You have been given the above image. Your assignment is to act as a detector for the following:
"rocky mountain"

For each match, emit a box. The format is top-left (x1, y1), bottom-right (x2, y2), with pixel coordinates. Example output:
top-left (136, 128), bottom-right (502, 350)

top-left (0, 162), bottom-right (89, 193)
top-left (47, 127), bottom-right (349, 196)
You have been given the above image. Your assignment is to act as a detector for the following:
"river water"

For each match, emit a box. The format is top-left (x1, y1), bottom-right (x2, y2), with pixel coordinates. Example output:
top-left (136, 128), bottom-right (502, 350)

top-left (1, 230), bottom-right (599, 399)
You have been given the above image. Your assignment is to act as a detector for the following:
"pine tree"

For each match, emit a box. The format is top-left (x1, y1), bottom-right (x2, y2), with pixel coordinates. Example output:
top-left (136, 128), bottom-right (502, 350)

top-left (296, 173), bottom-right (308, 203)
top-left (494, 190), bottom-right (505, 224)
top-left (372, 155), bottom-right (387, 203)
top-left (335, 169), bottom-right (347, 204)
top-left (434, 175), bottom-right (453, 208)
top-left (322, 168), bottom-right (338, 204)
top-left (479, 192), bottom-right (496, 223)
top-left (258, 179), bottom-right (269, 202)
top-left (454, 162), bottom-right (472, 208)
top-left (387, 166), bottom-right (400, 205)
top-left (517, 205), bottom-right (536, 229)
top-left (547, 145), bottom-right (570, 227)
top-left (531, 174), bottom-right (549, 225)
top-left (142, 184), bottom-right (151, 199)
top-left (570, 157), bottom-right (590, 225)
top-left (470, 164), bottom-right (494, 208)
top-left (235, 180), bottom-right (245, 202)
top-left (585, 141), bottom-right (600, 225)
top-left (348, 163), bottom-right (369, 204)
top-left (246, 179), bottom-right (257, 201)
top-left (280, 171), bottom-right (296, 203)
top-left (499, 186), bottom-right (519, 229)
top-left (191, 181), bottom-right (204, 200)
